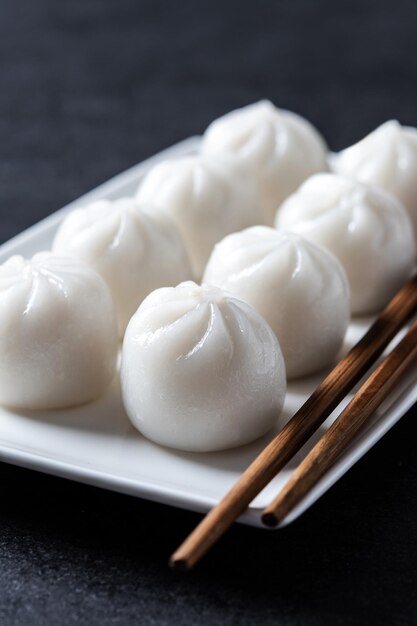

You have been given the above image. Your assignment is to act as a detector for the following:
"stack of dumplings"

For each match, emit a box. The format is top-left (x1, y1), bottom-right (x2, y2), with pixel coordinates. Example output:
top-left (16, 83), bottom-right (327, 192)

top-left (1, 99), bottom-right (415, 454)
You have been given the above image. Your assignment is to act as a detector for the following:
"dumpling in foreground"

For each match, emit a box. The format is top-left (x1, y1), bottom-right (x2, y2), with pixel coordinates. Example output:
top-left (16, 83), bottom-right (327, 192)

top-left (53, 198), bottom-right (192, 335)
top-left (136, 154), bottom-right (265, 279)
top-left (203, 227), bottom-right (350, 379)
top-left (121, 282), bottom-right (286, 452)
top-left (275, 173), bottom-right (415, 314)
top-left (331, 120), bottom-right (417, 236)
top-left (0, 252), bottom-right (118, 409)
top-left (201, 100), bottom-right (328, 224)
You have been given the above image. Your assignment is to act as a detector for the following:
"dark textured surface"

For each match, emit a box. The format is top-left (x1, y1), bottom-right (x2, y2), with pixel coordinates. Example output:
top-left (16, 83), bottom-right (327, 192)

top-left (1, 1), bottom-right (417, 624)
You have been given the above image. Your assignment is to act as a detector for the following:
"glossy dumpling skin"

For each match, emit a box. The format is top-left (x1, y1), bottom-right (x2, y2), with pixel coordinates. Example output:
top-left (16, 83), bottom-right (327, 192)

top-left (203, 227), bottom-right (350, 379)
top-left (201, 100), bottom-right (328, 224)
top-left (121, 282), bottom-right (286, 452)
top-left (136, 154), bottom-right (265, 279)
top-left (275, 173), bottom-right (416, 314)
top-left (332, 121), bottom-right (417, 236)
top-left (53, 198), bottom-right (192, 335)
top-left (0, 253), bottom-right (118, 409)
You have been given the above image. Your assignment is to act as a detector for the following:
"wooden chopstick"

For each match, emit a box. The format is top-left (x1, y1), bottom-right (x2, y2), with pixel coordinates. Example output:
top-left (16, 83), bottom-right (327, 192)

top-left (261, 316), bottom-right (417, 527)
top-left (169, 275), bottom-right (417, 571)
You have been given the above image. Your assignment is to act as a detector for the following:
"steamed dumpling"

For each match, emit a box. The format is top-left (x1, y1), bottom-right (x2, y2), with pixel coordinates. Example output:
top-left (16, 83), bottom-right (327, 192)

top-left (203, 227), bottom-right (350, 379)
top-left (53, 198), bottom-right (192, 335)
top-left (201, 100), bottom-right (328, 224)
top-left (136, 154), bottom-right (265, 279)
top-left (332, 121), bottom-right (417, 236)
top-left (275, 173), bottom-right (415, 314)
top-left (0, 252), bottom-right (118, 409)
top-left (121, 282), bottom-right (286, 452)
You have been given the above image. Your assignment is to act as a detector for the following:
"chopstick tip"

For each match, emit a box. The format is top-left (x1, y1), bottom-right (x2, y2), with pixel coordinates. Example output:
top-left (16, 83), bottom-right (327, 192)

top-left (168, 554), bottom-right (192, 572)
top-left (261, 511), bottom-right (279, 527)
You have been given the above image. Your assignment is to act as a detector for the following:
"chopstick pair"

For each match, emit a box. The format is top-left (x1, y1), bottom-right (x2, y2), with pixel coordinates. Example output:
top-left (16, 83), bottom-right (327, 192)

top-left (170, 275), bottom-right (417, 571)
top-left (262, 314), bottom-right (417, 526)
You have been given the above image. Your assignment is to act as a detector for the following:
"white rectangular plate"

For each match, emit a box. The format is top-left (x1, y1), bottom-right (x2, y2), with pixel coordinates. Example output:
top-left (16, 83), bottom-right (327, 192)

top-left (1, 137), bottom-right (416, 528)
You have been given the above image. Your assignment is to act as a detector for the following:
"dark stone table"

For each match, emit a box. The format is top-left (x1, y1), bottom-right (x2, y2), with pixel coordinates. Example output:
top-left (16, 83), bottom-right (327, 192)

top-left (0, 1), bottom-right (416, 623)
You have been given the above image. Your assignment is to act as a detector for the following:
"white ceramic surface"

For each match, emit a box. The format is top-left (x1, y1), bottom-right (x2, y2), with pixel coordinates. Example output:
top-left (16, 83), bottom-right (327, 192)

top-left (0, 136), bottom-right (416, 528)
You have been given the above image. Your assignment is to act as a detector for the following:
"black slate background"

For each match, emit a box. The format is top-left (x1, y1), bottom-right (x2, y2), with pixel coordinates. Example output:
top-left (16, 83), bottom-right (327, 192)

top-left (1, 1), bottom-right (417, 624)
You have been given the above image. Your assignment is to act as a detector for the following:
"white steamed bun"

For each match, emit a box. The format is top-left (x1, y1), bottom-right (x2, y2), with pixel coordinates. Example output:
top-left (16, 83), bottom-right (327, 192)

top-left (0, 252), bottom-right (118, 409)
top-left (203, 227), bottom-right (350, 379)
top-left (136, 154), bottom-right (265, 279)
top-left (121, 281), bottom-right (286, 452)
top-left (275, 173), bottom-right (415, 314)
top-left (332, 121), bottom-right (417, 236)
top-left (53, 198), bottom-right (192, 335)
top-left (201, 100), bottom-right (328, 224)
